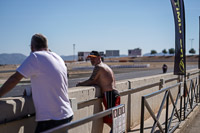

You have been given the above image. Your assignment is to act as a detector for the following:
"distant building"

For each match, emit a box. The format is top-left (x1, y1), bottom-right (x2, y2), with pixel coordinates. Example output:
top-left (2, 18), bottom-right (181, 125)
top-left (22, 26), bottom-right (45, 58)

top-left (78, 51), bottom-right (104, 61)
top-left (105, 50), bottom-right (120, 57)
top-left (78, 52), bottom-right (90, 61)
top-left (99, 52), bottom-right (105, 56)
top-left (128, 48), bottom-right (142, 57)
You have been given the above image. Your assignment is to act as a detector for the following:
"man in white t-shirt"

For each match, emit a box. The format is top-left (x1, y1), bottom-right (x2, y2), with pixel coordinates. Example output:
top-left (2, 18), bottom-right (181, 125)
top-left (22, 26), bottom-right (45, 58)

top-left (0, 34), bottom-right (73, 132)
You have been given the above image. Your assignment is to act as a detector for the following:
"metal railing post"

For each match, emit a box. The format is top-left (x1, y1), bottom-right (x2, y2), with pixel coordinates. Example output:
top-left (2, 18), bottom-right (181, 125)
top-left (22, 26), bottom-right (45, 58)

top-left (199, 16), bottom-right (200, 102)
top-left (178, 75), bottom-right (183, 120)
top-left (160, 78), bottom-right (165, 90)
top-left (140, 96), bottom-right (145, 133)
top-left (165, 91), bottom-right (169, 133)
top-left (199, 70), bottom-right (200, 103)
top-left (191, 80), bottom-right (194, 110)
top-left (184, 75), bottom-right (186, 120)
top-left (127, 81), bottom-right (131, 132)
top-left (187, 73), bottom-right (190, 79)
top-left (199, 71), bottom-right (200, 103)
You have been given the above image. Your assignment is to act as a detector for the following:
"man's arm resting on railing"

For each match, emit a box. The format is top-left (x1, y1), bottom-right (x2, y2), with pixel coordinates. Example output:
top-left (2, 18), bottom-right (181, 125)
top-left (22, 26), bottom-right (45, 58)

top-left (0, 71), bottom-right (24, 97)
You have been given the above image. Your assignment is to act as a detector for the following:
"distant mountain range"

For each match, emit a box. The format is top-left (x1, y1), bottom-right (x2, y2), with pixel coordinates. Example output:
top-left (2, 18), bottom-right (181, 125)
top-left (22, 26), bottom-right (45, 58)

top-left (0, 53), bottom-right (78, 65)
top-left (60, 55), bottom-right (78, 61)
top-left (0, 53), bottom-right (27, 65)
top-left (0, 53), bottom-right (130, 64)
top-left (0, 53), bottom-right (131, 64)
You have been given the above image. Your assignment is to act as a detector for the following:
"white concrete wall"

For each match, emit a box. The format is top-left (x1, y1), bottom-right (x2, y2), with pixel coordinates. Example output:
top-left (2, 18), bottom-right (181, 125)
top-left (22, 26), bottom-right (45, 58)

top-left (0, 69), bottom-right (199, 133)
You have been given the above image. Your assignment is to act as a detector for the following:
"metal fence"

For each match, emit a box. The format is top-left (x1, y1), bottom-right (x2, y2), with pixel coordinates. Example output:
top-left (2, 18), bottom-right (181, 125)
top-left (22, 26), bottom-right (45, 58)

top-left (140, 71), bottom-right (200, 133)
top-left (140, 82), bottom-right (182, 133)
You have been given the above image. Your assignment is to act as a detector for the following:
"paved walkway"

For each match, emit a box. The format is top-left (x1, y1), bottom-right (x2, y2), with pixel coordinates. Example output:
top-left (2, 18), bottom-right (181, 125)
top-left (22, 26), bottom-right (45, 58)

top-left (181, 105), bottom-right (200, 133)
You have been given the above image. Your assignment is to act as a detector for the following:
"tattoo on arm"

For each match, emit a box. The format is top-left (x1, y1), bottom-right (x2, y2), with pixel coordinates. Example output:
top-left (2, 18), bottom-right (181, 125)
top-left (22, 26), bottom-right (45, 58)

top-left (89, 66), bottom-right (100, 80)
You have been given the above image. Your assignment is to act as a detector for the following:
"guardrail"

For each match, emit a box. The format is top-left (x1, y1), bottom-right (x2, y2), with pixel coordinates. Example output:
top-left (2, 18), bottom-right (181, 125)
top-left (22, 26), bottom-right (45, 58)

top-left (184, 76), bottom-right (199, 118)
top-left (140, 71), bottom-right (200, 133)
top-left (0, 70), bottom-right (16, 73)
top-left (140, 82), bottom-right (182, 133)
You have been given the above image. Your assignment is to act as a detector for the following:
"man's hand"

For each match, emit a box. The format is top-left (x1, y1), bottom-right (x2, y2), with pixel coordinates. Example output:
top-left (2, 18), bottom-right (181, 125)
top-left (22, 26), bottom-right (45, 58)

top-left (76, 82), bottom-right (81, 87)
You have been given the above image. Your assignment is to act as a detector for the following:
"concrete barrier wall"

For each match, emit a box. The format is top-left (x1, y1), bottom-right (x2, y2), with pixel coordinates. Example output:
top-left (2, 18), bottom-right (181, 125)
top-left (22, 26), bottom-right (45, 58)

top-left (0, 117), bottom-right (36, 133)
top-left (0, 69), bottom-right (199, 133)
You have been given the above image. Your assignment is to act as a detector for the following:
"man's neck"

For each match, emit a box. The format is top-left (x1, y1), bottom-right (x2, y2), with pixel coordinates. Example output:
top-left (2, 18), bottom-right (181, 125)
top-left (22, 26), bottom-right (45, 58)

top-left (32, 48), bottom-right (49, 52)
top-left (95, 61), bottom-right (102, 66)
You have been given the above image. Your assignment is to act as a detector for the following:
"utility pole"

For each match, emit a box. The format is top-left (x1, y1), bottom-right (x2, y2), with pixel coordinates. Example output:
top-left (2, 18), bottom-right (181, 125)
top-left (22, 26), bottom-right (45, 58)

top-left (199, 16), bottom-right (200, 69)
top-left (73, 44), bottom-right (75, 61)
top-left (198, 16), bottom-right (200, 102)
top-left (189, 38), bottom-right (194, 49)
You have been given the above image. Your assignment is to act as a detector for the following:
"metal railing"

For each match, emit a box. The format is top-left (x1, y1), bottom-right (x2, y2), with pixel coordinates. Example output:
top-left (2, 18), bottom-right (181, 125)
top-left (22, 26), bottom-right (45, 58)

top-left (42, 104), bottom-right (125, 133)
top-left (140, 82), bottom-right (182, 133)
top-left (184, 76), bottom-right (199, 118)
top-left (140, 71), bottom-right (200, 133)
top-left (41, 75), bottom-right (180, 133)
top-left (0, 70), bottom-right (15, 73)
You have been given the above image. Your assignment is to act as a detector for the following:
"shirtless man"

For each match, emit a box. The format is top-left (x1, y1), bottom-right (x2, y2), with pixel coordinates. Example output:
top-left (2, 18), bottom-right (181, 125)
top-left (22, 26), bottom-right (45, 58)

top-left (76, 51), bottom-right (120, 132)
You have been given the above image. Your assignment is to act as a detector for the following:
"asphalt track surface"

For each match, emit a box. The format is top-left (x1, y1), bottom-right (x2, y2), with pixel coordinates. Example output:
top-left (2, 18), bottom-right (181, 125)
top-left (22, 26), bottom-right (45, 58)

top-left (68, 65), bottom-right (198, 88)
top-left (2, 65), bottom-right (198, 97)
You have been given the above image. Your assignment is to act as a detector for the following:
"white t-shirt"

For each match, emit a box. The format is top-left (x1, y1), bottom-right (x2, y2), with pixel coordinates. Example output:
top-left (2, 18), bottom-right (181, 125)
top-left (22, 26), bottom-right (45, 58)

top-left (17, 51), bottom-right (73, 121)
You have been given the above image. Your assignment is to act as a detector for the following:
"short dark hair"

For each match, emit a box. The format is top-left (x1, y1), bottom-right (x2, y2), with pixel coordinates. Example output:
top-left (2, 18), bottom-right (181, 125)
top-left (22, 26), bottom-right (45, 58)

top-left (31, 34), bottom-right (48, 50)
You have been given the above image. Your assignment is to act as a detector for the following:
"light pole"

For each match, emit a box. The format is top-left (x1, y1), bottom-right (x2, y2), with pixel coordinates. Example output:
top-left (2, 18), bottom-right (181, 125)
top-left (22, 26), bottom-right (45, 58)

top-left (199, 16), bottom-right (200, 69)
top-left (189, 38), bottom-right (194, 49)
top-left (73, 44), bottom-right (75, 61)
top-left (198, 16), bottom-right (200, 102)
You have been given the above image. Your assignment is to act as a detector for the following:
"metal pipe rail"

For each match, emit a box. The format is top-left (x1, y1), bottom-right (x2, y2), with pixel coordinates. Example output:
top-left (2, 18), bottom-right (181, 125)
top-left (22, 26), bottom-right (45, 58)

top-left (77, 76), bottom-right (179, 110)
top-left (0, 70), bottom-right (15, 73)
top-left (186, 71), bottom-right (199, 77)
top-left (77, 80), bottom-right (163, 109)
top-left (42, 104), bottom-right (125, 133)
top-left (120, 81), bottom-right (160, 96)
top-left (140, 82), bottom-right (183, 133)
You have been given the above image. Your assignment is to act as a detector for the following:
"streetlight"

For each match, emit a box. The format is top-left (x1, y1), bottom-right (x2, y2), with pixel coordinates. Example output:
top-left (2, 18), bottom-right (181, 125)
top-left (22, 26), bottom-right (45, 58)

top-left (199, 16), bottom-right (200, 69)
top-left (189, 38), bottom-right (194, 49)
top-left (73, 44), bottom-right (75, 61)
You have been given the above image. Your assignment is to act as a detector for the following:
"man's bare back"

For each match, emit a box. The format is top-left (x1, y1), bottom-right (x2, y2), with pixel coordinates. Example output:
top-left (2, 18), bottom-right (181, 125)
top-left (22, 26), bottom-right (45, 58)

top-left (76, 52), bottom-right (116, 93)
top-left (89, 62), bottom-right (116, 93)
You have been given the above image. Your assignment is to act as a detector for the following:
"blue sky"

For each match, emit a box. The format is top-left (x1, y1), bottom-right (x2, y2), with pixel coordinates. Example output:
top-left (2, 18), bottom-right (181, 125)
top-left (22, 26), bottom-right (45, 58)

top-left (0, 0), bottom-right (199, 56)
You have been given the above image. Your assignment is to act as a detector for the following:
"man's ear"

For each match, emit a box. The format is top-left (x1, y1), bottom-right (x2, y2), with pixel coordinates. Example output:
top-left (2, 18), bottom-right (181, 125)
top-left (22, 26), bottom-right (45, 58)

top-left (31, 45), bottom-right (35, 52)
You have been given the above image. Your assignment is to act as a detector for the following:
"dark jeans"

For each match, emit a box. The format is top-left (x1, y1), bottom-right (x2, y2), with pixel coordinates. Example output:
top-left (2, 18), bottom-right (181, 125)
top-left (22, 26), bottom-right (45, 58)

top-left (35, 116), bottom-right (73, 133)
